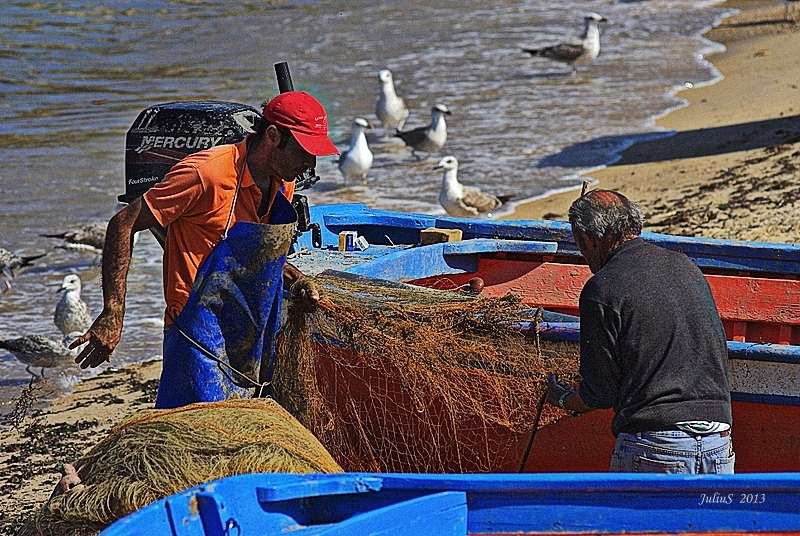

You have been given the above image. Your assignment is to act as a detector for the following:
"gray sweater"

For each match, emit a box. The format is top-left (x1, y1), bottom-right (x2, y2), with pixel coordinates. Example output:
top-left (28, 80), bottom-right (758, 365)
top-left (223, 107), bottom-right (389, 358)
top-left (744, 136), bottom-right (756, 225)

top-left (577, 238), bottom-right (732, 436)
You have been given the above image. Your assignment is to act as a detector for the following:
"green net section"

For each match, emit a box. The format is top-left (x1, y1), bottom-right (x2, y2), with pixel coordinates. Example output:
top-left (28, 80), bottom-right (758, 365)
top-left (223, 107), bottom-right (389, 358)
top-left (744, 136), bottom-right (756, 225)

top-left (275, 271), bottom-right (580, 473)
top-left (20, 398), bottom-right (343, 536)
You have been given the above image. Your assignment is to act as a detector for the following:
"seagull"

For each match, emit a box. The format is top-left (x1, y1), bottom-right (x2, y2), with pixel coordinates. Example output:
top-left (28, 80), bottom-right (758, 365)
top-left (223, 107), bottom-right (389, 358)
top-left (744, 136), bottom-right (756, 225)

top-left (54, 274), bottom-right (92, 337)
top-left (435, 156), bottom-right (504, 217)
top-left (395, 104), bottom-right (451, 159)
top-left (375, 69), bottom-right (409, 131)
top-left (41, 220), bottom-right (107, 253)
top-left (337, 118), bottom-right (374, 184)
top-left (0, 332), bottom-right (84, 379)
top-left (522, 13), bottom-right (609, 74)
top-left (0, 247), bottom-right (46, 278)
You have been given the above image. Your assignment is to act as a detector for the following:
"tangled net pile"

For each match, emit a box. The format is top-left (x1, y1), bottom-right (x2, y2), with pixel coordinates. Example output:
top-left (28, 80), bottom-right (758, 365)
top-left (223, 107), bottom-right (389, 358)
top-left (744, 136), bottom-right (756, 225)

top-left (275, 271), bottom-right (579, 474)
top-left (20, 399), bottom-right (342, 536)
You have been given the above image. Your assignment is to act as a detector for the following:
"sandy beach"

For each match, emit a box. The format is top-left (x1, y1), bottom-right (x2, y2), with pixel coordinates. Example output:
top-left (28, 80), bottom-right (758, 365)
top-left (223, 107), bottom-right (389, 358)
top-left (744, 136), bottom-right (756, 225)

top-left (509, 0), bottom-right (800, 245)
top-left (2, 0), bottom-right (799, 531)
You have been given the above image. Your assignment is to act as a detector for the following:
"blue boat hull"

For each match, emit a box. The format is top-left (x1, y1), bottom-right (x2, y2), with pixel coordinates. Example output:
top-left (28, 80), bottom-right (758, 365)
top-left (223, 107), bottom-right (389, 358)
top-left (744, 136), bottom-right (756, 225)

top-left (101, 472), bottom-right (800, 535)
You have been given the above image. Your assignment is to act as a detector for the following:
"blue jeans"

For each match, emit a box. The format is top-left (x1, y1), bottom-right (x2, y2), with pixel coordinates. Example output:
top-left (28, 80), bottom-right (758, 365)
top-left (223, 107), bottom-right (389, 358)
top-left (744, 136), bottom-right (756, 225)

top-left (610, 430), bottom-right (735, 474)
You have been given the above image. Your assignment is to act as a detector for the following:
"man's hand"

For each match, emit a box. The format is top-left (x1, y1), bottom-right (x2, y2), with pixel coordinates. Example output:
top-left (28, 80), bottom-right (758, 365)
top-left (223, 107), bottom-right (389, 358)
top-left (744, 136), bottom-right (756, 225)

top-left (283, 262), bottom-right (320, 311)
top-left (291, 276), bottom-right (320, 311)
top-left (71, 308), bottom-right (123, 369)
top-left (546, 372), bottom-right (575, 407)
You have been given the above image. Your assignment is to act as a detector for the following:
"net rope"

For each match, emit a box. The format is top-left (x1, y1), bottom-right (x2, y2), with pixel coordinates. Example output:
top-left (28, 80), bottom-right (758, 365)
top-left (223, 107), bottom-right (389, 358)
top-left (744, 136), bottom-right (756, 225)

top-left (19, 398), bottom-right (342, 536)
top-left (275, 271), bottom-right (580, 473)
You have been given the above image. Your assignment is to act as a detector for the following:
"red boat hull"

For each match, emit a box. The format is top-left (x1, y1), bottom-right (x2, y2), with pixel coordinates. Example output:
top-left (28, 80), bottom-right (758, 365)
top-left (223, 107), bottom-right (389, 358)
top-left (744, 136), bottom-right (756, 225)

top-left (312, 341), bottom-right (800, 474)
top-left (411, 255), bottom-right (800, 345)
top-left (303, 248), bottom-right (800, 475)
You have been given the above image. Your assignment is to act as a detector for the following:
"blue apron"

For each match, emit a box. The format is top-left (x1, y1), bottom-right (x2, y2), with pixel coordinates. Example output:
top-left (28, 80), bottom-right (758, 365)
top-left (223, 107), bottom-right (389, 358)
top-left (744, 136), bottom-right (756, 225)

top-left (155, 193), bottom-right (297, 409)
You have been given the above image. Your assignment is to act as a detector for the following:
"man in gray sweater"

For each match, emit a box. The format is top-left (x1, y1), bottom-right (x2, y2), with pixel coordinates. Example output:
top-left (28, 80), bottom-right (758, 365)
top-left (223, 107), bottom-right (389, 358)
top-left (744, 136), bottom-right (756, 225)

top-left (546, 189), bottom-right (734, 474)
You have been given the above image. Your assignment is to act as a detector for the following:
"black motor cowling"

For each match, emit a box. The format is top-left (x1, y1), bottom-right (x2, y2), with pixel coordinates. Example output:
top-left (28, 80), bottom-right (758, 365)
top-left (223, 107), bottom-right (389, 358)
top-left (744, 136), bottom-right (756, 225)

top-left (119, 101), bottom-right (261, 203)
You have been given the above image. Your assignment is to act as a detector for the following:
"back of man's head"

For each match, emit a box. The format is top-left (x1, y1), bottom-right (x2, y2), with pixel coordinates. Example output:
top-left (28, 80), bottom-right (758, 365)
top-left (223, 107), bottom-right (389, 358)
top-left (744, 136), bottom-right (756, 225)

top-left (568, 189), bottom-right (644, 245)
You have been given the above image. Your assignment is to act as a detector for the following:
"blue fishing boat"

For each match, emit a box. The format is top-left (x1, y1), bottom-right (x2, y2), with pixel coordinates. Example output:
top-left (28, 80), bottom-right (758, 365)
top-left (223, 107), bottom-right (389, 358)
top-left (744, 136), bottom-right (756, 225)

top-left (291, 203), bottom-right (800, 346)
top-left (100, 472), bottom-right (800, 535)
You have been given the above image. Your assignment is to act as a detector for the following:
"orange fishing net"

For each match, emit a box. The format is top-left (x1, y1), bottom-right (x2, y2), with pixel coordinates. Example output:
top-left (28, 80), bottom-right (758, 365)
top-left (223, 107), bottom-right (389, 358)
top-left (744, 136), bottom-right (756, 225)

top-left (276, 271), bottom-right (579, 473)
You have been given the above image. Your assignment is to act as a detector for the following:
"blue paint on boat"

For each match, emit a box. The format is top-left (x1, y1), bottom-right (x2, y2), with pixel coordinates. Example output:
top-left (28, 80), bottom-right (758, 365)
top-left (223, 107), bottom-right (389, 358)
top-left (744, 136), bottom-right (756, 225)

top-left (345, 239), bottom-right (559, 280)
top-left (537, 321), bottom-right (800, 364)
top-left (101, 472), bottom-right (800, 535)
top-left (294, 204), bottom-right (800, 277)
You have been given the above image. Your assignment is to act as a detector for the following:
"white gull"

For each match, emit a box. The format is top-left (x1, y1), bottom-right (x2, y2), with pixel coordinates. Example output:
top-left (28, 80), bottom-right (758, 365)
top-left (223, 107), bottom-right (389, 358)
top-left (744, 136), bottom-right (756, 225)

top-left (375, 69), bottom-right (409, 131)
top-left (522, 13), bottom-right (609, 74)
top-left (435, 156), bottom-right (503, 217)
top-left (337, 118), bottom-right (374, 184)
top-left (54, 274), bottom-right (92, 337)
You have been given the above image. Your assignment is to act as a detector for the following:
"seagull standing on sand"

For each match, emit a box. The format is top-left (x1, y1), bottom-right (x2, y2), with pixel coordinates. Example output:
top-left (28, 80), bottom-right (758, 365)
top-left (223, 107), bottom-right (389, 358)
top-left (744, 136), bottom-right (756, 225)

top-left (375, 69), bottom-right (409, 131)
top-left (41, 220), bottom-right (107, 253)
top-left (395, 104), bottom-right (451, 159)
top-left (0, 332), bottom-right (84, 379)
top-left (337, 118), bottom-right (374, 184)
top-left (54, 274), bottom-right (92, 337)
top-left (435, 156), bottom-right (503, 217)
top-left (522, 13), bottom-right (609, 74)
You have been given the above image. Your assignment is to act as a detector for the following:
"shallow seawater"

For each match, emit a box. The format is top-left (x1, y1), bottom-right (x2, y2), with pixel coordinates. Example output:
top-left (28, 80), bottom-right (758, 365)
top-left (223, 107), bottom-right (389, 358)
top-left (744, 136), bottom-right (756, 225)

top-left (0, 0), bottom-right (731, 413)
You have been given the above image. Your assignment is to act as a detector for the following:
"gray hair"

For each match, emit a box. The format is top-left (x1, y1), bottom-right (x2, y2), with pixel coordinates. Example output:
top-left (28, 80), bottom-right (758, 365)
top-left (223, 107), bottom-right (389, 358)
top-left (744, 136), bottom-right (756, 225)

top-left (568, 189), bottom-right (645, 244)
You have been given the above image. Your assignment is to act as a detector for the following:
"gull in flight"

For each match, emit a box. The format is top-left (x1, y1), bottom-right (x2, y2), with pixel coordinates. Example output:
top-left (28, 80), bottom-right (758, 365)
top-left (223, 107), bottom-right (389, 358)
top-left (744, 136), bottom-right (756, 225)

top-left (0, 332), bottom-right (85, 379)
top-left (0, 247), bottom-right (46, 293)
top-left (522, 13), bottom-right (609, 74)
top-left (375, 69), bottom-right (409, 131)
top-left (337, 117), bottom-right (374, 184)
top-left (435, 156), bottom-right (504, 217)
top-left (395, 104), bottom-right (451, 159)
top-left (54, 274), bottom-right (92, 337)
top-left (41, 220), bottom-right (107, 253)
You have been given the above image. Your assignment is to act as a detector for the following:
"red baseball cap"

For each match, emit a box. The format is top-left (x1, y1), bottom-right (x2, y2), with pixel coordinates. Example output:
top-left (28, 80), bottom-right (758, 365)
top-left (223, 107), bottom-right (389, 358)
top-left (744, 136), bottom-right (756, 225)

top-left (261, 91), bottom-right (339, 156)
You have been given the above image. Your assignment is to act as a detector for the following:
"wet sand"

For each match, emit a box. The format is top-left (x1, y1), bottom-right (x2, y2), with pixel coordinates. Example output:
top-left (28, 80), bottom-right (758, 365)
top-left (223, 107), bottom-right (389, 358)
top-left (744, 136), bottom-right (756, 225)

top-left (0, 360), bottom-right (161, 531)
top-left (2, 0), bottom-right (799, 530)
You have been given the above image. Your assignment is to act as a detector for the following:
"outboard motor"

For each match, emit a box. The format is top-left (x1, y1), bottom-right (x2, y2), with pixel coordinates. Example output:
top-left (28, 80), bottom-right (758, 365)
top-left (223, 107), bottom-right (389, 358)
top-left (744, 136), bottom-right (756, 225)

top-left (120, 100), bottom-right (261, 204)
top-left (119, 101), bottom-right (260, 245)
top-left (119, 63), bottom-right (319, 248)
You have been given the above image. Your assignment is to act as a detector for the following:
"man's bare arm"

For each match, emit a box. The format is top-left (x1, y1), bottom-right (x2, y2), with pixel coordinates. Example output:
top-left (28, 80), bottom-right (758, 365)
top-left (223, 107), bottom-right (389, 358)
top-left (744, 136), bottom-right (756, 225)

top-left (72, 198), bottom-right (159, 368)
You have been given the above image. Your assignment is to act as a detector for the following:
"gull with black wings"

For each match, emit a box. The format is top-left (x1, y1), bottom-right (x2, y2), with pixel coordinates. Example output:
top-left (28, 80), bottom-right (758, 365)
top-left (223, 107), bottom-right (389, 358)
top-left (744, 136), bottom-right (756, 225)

top-left (522, 13), bottom-right (609, 75)
top-left (395, 104), bottom-right (451, 159)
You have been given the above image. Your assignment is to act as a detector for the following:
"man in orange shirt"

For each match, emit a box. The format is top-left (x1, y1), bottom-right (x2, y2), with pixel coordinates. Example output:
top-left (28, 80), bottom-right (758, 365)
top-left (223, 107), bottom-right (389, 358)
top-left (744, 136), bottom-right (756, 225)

top-left (72, 91), bottom-right (338, 407)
